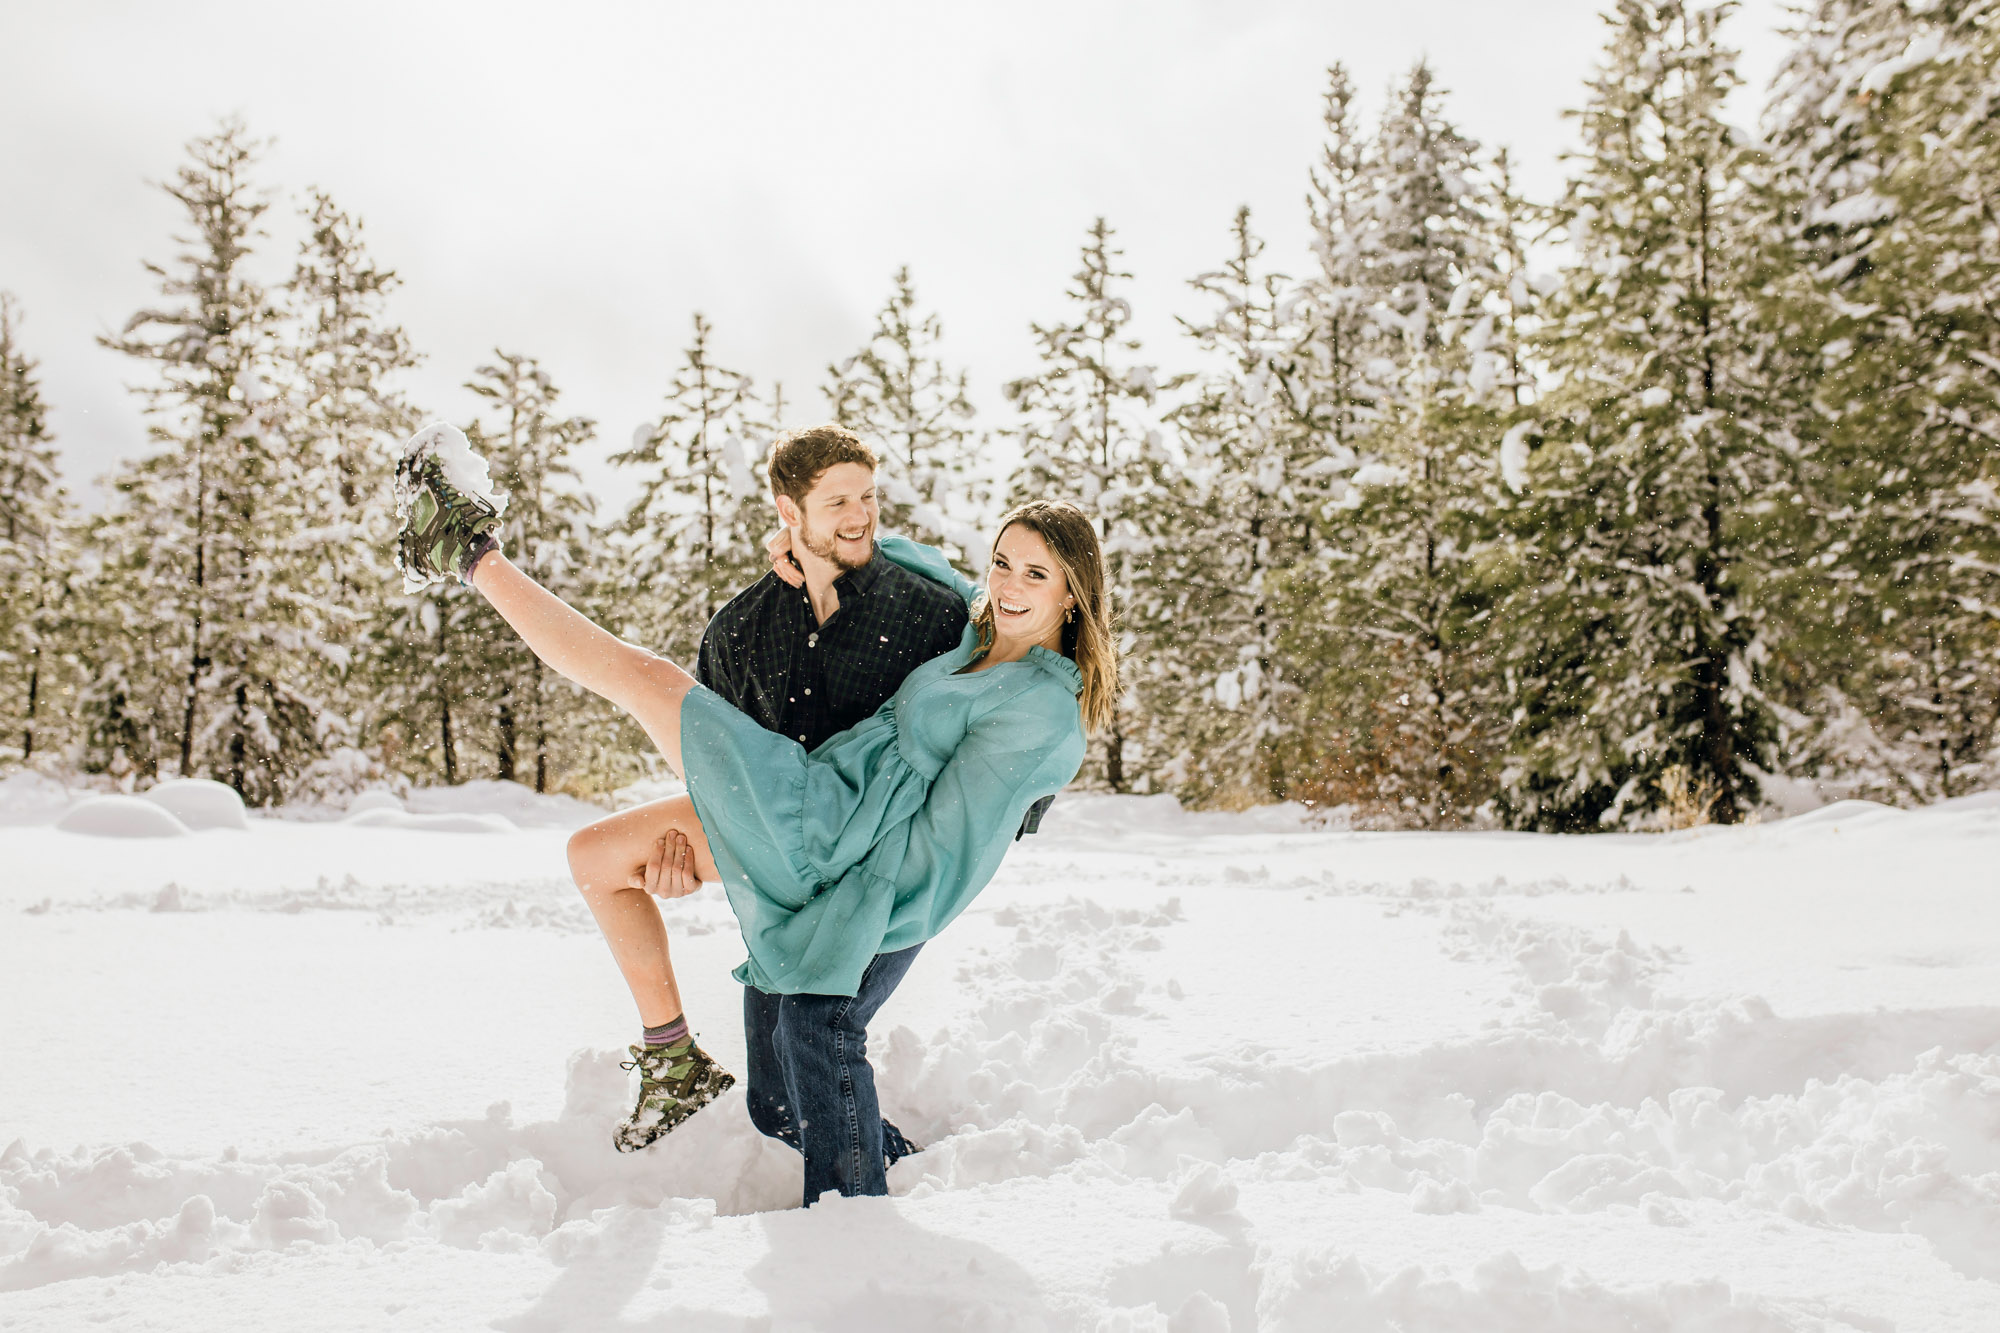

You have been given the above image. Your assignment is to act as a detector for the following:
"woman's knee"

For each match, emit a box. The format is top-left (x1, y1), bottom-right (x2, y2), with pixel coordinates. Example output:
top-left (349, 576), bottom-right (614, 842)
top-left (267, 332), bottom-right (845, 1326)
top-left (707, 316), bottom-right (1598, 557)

top-left (566, 820), bottom-right (623, 894)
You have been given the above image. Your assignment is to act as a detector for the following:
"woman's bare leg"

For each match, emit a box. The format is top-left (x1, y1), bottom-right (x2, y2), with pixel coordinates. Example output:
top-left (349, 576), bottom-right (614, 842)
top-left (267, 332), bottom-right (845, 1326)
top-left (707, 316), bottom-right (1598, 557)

top-left (566, 795), bottom-right (722, 1028)
top-left (468, 552), bottom-right (698, 775)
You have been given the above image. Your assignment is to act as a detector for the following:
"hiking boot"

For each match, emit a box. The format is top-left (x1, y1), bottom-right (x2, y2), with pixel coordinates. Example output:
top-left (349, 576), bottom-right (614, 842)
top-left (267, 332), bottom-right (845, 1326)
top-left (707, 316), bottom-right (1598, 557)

top-left (393, 423), bottom-right (506, 590)
top-left (883, 1119), bottom-right (923, 1167)
top-left (614, 1038), bottom-right (737, 1153)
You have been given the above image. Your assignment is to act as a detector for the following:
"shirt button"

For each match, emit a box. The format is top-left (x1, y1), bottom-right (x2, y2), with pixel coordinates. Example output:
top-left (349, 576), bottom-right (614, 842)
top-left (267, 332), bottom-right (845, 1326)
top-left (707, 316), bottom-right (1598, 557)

top-left (808, 633), bottom-right (818, 648)
top-left (798, 735), bottom-right (806, 742)
top-left (804, 688), bottom-right (811, 696)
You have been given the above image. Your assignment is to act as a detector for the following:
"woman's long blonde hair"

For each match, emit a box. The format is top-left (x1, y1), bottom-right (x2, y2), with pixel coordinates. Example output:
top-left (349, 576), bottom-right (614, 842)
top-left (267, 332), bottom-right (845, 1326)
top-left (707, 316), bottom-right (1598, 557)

top-left (969, 500), bottom-right (1119, 734)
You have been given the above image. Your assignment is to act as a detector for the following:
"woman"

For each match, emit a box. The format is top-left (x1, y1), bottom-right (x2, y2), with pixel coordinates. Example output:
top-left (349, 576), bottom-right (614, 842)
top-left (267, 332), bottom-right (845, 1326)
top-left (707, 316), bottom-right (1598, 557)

top-left (392, 422), bottom-right (1115, 1152)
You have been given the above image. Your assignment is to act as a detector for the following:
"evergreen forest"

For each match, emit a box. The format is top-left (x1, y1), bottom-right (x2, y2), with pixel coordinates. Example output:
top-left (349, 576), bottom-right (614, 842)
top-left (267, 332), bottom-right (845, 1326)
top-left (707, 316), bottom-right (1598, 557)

top-left (2, 0), bottom-right (1995, 829)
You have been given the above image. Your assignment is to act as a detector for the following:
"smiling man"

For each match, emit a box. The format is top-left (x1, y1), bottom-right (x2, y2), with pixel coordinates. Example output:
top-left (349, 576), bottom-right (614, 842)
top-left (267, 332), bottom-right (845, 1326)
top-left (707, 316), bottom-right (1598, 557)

top-left (691, 424), bottom-right (968, 1203)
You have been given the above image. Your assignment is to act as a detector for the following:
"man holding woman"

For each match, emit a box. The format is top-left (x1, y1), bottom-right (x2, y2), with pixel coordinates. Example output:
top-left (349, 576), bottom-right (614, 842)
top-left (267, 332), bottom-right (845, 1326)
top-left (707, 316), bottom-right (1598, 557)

top-left (394, 421), bottom-right (1112, 1207)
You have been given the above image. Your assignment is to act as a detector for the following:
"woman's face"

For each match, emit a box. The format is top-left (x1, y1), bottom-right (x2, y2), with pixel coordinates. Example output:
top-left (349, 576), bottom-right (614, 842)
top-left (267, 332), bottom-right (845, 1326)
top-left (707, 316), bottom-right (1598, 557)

top-left (986, 524), bottom-right (1073, 649)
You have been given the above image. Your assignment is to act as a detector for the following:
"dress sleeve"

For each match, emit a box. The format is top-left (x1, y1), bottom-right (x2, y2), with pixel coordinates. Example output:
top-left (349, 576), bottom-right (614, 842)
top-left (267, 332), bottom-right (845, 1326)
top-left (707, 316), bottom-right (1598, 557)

top-left (876, 534), bottom-right (978, 607)
top-left (895, 683), bottom-right (1086, 936)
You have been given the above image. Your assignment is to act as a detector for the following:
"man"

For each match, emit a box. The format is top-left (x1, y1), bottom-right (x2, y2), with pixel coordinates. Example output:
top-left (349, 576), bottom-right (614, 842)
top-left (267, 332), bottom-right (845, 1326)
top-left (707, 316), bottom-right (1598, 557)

top-left (689, 424), bottom-right (966, 1206)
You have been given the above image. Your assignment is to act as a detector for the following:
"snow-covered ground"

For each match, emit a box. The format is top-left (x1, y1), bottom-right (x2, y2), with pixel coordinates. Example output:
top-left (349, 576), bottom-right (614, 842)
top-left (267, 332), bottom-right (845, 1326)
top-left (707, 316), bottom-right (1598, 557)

top-left (2, 773), bottom-right (1997, 1331)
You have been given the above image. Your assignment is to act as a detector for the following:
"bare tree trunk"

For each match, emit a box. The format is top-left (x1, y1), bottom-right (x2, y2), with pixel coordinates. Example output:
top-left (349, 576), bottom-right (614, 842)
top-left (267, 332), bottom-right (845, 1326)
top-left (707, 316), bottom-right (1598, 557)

top-left (496, 698), bottom-right (517, 783)
top-left (533, 660), bottom-right (548, 794)
top-left (182, 436), bottom-right (209, 776)
top-left (22, 655), bottom-right (38, 760)
top-left (438, 611), bottom-right (457, 783)
top-left (228, 683), bottom-right (248, 796)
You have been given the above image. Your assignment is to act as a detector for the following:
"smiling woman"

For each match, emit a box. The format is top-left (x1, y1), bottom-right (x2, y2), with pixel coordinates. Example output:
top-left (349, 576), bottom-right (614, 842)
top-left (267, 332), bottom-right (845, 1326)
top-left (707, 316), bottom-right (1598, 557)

top-left (961, 501), bottom-right (1118, 735)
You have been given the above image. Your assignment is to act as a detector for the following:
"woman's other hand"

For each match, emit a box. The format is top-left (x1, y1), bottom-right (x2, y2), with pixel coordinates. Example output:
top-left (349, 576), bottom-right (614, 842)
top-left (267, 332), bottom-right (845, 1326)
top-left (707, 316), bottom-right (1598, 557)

top-left (766, 526), bottom-right (805, 588)
top-left (631, 829), bottom-right (703, 898)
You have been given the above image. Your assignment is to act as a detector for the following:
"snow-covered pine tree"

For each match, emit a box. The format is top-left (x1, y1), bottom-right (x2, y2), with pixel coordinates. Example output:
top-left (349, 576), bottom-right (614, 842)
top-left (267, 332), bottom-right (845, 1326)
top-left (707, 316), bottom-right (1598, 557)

top-left (610, 313), bottom-right (773, 667)
top-left (1004, 218), bottom-right (1174, 790)
top-left (1293, 64), bottom-right (1378, 479)
top-left (1275, 65), bottom-right (1384, 807)
top-left (827, 267), bottom-right (986, 560)
top-left (0, 293), bottom-right (74, 766)
top-left (283, 189), bottom-right (421, 787)
top-left (1154, 207), bottom-right (1319, 802)
top-left (1502, 1), bottom-right (1777, 829)
top-left (469, 353), bottom-right (605, 792)
top-left (1285, 62), bottom-right (1519, 825)
top-left (93, 121), bottom-right (329, 800)
top-left (1485, 147), bottom-right (1546, 414)
top-left (1758, 0), bottom-right (2000, 801)
top-left (372, 575), bottom-right (488, 786)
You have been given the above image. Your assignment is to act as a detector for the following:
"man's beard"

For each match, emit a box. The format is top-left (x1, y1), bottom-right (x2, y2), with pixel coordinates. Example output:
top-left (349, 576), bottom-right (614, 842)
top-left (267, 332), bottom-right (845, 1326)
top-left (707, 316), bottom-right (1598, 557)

top-left (797, 518), bottom-right (873, 572)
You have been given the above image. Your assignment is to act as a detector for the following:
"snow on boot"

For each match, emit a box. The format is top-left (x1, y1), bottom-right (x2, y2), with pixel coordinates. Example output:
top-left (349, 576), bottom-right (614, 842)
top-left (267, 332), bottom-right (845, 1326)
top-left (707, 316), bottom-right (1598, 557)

top-left (393, 421), bottom-right (508, 592)
top-left (614, 1038), bottom-right (736, 1153)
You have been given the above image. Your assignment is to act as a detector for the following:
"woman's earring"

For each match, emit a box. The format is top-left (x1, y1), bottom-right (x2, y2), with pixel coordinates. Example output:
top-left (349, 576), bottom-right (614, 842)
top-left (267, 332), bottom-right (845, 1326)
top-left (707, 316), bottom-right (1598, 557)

top-left (1064, 604), bottom-right (1075, 623)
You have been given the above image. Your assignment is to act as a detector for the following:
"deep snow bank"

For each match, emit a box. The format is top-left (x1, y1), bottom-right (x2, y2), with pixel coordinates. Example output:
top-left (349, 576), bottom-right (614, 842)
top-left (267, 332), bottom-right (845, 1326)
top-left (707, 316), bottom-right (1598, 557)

top-left (2, 790), bottom-right (1998, 1329)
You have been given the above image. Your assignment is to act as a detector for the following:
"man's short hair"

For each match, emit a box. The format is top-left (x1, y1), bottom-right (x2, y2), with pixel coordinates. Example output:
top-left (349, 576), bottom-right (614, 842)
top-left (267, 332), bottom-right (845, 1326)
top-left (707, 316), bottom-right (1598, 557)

top-left (768, 425), bottom-right (878, 507)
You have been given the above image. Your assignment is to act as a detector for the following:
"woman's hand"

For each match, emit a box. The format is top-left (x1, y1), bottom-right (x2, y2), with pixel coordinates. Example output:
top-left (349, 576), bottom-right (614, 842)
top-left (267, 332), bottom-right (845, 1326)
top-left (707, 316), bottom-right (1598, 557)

top-left (766, 525), bottom-right (806, 589)
top-left (630, 828), bottom-right (703, 898)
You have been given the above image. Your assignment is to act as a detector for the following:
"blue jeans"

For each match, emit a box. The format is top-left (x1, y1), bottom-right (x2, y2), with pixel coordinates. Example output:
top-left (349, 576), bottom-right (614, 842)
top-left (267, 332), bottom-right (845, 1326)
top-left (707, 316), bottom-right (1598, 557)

top-left (742, 943), bottom-right (924, 1206)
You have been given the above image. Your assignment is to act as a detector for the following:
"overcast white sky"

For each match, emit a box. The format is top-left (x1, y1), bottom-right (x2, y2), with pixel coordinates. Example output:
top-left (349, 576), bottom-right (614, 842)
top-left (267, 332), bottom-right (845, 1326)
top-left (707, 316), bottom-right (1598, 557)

top-left (1, 0), bottom-right (1791, 509)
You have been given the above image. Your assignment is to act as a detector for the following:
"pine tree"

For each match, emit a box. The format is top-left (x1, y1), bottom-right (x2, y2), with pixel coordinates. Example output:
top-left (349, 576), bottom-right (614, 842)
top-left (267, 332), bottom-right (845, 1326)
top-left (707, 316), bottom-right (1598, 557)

top-left (1280, 63), bottom-right (1522, 824)
top-left (610, 313), bottom-right (773, 667)
top-left (1502, 1), bottom-right (1777, 829)
top-left (1294, 64), bottom-right (1378, 475)
top-left (827, 267), bottom-right (986, 558)
top-left (1153, 207), bottom-right (1319, 801)
top-left (283, 189), bottom-right (421, 789)
top-left (372, 579), bottom-right (483, 785)
top-left (1005, 218), bottom-right (1174, 790)
top-left (0, 293), bottom-right (72, 766)
top-left (1758, 0), bottom-right (2000, 801)
top-left (469, 353), bottom-right (604, 791)
top-left (1277, 65), bottom-right (1386, 808)
top-left (93, 120), bottom-right (328, 800)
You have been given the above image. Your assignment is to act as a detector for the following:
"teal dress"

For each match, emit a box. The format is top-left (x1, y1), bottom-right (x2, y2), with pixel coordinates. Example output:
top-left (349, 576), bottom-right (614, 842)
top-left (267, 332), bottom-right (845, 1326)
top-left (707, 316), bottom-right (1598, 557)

top-left (678, 536), bottom-right (1088, 997)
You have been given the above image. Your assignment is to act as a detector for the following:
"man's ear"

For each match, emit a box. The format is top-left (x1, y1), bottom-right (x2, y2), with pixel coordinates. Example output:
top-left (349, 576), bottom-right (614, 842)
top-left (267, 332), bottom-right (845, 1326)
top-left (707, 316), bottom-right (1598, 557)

top-left (775, 494), bottom-right (801, 529)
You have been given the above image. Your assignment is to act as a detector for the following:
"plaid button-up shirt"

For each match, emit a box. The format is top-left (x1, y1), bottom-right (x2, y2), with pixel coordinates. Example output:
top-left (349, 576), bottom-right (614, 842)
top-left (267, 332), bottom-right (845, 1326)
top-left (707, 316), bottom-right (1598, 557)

top-left (696, 547), bottom-right (969, 755)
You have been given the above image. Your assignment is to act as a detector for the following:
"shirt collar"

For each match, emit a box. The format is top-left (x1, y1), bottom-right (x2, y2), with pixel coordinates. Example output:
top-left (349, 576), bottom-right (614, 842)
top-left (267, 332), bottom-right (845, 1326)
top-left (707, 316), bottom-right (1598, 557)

top-left (831, 545), bottom-right (889, 601)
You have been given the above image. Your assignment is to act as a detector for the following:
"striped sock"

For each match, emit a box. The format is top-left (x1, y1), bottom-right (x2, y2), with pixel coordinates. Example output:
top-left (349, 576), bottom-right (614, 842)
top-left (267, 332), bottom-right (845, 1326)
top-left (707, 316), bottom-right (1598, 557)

top-left (644, 1015), bottom-right (689, 1048)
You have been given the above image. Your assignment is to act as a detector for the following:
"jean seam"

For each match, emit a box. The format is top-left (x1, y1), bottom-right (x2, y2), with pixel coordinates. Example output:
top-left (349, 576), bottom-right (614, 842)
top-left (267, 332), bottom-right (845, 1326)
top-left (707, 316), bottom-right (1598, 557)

top-left (833, 987), bottom-right (860, 1191)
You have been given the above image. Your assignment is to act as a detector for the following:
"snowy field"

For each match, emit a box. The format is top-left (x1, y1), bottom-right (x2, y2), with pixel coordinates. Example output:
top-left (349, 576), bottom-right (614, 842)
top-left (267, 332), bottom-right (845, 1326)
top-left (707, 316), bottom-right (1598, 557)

top-left (2, 774), bottom-right (1997, 1332)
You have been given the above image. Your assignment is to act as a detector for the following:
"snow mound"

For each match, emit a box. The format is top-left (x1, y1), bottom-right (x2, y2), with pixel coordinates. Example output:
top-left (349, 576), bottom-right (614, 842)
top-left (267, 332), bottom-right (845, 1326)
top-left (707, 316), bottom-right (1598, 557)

top-left (54, 796), bottom-right (191, 839)
top-left (1778, 799), bottom-right (1901, 828)
top-left (404, 779), bottom-right (604, 830)
top-left (0, 1051), bottom-right (797, 1292)
top-left (341, 809), bottom-right (518, 834)
top-left (611, 776), bottom-right (688, 810)
top-left (1037, 792), bottom-right (1317, 843)
top-left (141, 779), bottom-right (250, 831)
top-left (343, 790), bottom-right (405, 816)
top-left (1259, 1250), bottom-right (1803, 1332)
top-left (1934, 789), bottom-right (2000, 813)
top-left (0, 772), bottom-right (77, 827)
